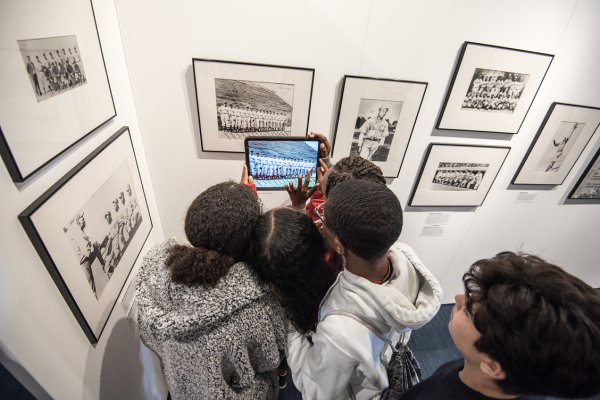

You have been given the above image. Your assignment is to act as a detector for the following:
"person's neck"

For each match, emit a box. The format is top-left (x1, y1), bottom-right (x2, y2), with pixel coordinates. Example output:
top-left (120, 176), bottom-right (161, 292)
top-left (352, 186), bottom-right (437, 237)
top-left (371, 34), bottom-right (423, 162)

top-left (344, 251), bottom-right (388, 282)
top-left (459, 359), bottom-right (517, 399)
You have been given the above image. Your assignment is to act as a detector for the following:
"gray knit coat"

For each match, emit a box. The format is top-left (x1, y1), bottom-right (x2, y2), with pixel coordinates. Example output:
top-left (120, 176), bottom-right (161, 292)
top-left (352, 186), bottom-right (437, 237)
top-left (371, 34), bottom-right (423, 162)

top-left (136, 238), bottom-right (286, 400)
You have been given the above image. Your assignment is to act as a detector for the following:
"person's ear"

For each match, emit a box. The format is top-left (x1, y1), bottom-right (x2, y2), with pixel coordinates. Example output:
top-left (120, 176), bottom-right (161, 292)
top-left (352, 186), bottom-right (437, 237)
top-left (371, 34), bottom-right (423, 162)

top-left (334, 237), bottom-right (345, 255)
top-left (480, 358), bottom-right (505, 380)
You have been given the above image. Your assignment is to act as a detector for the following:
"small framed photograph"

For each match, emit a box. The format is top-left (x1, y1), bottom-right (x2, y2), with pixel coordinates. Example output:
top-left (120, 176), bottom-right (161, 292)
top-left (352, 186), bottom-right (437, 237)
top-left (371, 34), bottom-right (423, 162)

top-left (0, 0), bottom-right (116, 183)
top-left (568, 146), bottom-right (600, 199)
top-left (192, 58), bottom-right (314, 153)
top-left (19, 127), bottom-right (152, 344)
top-left (437, 42), bottom-right (553, 134)
top-left (512, 103), bottom-right (600, 185)
top-left (409, 143), bottom-right (510, 207)
top-left (331, 75), bottom-right (427, 177)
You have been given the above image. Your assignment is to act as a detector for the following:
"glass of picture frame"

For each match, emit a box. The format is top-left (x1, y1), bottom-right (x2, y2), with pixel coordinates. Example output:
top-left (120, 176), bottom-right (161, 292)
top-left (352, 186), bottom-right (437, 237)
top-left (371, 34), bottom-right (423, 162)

top-left (512, 103), bottom-right (600, 185)
top-left (437, 42), bottom-right (553, 134)
top-left (409, 143), bottom-right (510, 207)
top-left (568, 146), bottom-right (600, 199)
top-left (19, 127), bottom-right (152, 344)
top-left (0, 0), bottom-right (116, 183)
top-left (192, 58), bottom-right (315, 153)
top-left (331, 75), bottom-right (427, 177)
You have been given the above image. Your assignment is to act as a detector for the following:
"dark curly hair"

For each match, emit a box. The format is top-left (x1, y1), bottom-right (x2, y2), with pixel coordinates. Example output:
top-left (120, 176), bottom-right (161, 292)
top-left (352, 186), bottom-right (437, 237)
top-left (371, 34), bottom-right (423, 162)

top-left (326, 179), bottom-right (402, 261)
top-left (245, 208), bottom-right (338, 333)
top-left (164, 181), bottom-right (260, 288)
top-left (324, 155), bottom-right (386, 196)
top-left (464, 251), bottom-right (600, 398)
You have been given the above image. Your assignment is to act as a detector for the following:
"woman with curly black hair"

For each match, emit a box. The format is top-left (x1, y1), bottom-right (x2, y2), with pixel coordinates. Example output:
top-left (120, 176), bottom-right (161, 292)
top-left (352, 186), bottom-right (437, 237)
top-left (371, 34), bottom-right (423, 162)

top-left (246, 207), bottom-right (338, 334)
top-left (136, 169), bottom-right (286, 400)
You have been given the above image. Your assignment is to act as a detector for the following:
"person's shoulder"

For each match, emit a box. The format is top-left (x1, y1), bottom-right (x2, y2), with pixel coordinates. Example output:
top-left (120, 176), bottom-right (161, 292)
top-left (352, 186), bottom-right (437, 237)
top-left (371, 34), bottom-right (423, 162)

top-left (399, 359), bottom-right (464, 400)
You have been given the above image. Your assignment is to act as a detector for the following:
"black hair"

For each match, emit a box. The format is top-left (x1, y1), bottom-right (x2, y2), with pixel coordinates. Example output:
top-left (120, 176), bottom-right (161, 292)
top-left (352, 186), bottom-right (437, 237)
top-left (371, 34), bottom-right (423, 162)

top-left (326, 180), bottom-right (402, 261)
top-left (164, 181), bottom-right (260, 288)
top-left (325, 155), bottom-right (386, 196)
top-left (245, 208), bottom-right (337, 333)
top-left (464, 252), bottom-right (600, 398)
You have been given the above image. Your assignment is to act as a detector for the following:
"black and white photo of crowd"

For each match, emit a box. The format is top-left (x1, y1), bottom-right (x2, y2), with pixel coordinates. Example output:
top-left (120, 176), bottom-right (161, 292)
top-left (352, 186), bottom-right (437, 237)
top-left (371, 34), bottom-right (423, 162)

top-left (18, 35), bottom-right (87, 102)
top-left (64, 162), bottom-right (142, 300)
top-left (535, 121), bottom-right (584, 173)
top-left (431, 162), bottom-right (489, 191)
top-left (461, 68), bottom-right (529, 114)
top-left (216, 78), bottom-right (293, 140)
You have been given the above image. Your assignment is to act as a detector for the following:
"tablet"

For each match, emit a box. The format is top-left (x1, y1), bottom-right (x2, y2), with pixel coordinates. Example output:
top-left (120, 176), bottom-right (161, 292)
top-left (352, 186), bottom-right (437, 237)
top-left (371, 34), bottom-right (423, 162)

top-left (245, 137), bottom-right (320, 190)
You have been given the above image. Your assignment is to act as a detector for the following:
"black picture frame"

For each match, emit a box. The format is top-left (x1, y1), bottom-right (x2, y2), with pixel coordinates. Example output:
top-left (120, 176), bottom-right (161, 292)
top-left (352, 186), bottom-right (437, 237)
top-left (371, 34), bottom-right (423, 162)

top-left (568, 145), bottom-right (600, 199)
top-left (331, 75), bottom-right (427, 178)
top-left (409, 143), bottom-right (511, 207)
top-left (0, 0), bottom-right (116, 183)
top-left (436, 42), bottom-right (553, 134)
top-left (512, 102), bottom-right (600, 185)
top-left (192, 58), bottom-right (315, 153)
top-left (19, 127), bottom-right (152, 344)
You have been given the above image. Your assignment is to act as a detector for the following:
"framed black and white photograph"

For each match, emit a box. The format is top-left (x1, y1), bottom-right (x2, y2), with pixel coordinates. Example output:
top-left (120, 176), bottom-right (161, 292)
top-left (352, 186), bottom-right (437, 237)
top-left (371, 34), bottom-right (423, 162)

top-left (331, 76), bottom-right (427, 177)
top-left (0, 0), bottom-right (116, 183)
top-left (409, 143), bottom-right (510, 207)
top-left (437, 42), bottom-right (553, 134)
top-left (19, 127), bottom-right (152, 343)
top-left (512, 103), bottom-right (600, 185)
top-left (568, 146), bottom-right (600, 199)
top-left (193, 58), bottom-right (314, 153)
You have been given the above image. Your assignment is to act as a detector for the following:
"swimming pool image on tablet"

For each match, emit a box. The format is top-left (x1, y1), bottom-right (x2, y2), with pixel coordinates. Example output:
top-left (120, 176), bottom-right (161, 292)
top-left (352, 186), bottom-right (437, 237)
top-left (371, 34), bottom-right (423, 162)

top-left (247, 140), bottom-right (318, 189)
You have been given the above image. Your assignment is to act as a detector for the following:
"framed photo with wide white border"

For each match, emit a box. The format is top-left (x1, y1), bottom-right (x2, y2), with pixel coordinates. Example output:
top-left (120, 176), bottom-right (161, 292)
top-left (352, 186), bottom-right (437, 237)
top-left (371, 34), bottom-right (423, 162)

top-left (192, 58), bottom-right (314, 153)
top-left (409, 143), bottom-right (510, 207)
top-left (568, 146), bottom-right (600, 199)
top-left (512, 103), bottom-right (600, 185)
top-left (19, 127), bottom-right (152, 344)
top-left (331, 75), bottom-right (427, 177)
top-left (0, 0), bottom-right (116, 183)
top-left (437, 42), bottom-right (553, 134)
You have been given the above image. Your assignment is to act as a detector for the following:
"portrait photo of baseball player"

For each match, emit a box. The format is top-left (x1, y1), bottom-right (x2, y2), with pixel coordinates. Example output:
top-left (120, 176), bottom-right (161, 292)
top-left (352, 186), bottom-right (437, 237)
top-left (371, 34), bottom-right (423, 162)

top-left (63, 161), bottom-right (143, 300)
top-left (461, 68), bottom-right (530, 115)
top-left (534, 121), bottom-right (585, 173)
top-left (215, 78), bottom-right (293, 141)
top-left (18, 35), bottom-right (88, 102)
top-left (430, 162), bottom-right (489, 191)
top-left (349, 98), bottom-right (402, 162)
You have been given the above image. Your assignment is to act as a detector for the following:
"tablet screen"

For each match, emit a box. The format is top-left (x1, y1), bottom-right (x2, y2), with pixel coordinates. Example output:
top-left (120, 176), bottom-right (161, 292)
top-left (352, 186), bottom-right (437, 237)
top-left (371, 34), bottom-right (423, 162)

top-left (246, 138), bottom-right (319, 190)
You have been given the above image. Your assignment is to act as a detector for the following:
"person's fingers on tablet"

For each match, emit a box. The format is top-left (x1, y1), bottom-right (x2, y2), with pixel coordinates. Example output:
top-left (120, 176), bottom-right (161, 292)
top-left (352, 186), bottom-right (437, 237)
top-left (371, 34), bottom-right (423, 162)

top-left (248, 176), bottom-right (254, 184)
top-left (319, 158), bottom-right (329, 172)
top-left (303, 169), bottom-right (311, 189)
top-left (240, 163), bottom-right (249, 184)
top-left (309, 132), bottom-right (331, 158)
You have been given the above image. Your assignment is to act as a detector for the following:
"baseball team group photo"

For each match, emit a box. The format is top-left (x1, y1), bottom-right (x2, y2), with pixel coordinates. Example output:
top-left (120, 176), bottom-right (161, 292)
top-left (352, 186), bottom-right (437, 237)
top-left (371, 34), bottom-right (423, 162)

top-left (19, 35), bottom-right (87, 102)
top-left (215, 78), bottom-right (293, 140)
top-left (461, 68), bottom-right (530, 114)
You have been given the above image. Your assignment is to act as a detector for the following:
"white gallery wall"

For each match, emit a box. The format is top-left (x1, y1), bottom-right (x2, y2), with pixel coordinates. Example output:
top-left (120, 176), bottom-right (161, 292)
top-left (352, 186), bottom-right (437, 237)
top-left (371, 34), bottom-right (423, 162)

top-left (0, 0), bottom-right (598, 399)
top-left (0, 0), bottom-right (167, 399)
top-left (115, 0), bottom-right (600, 294)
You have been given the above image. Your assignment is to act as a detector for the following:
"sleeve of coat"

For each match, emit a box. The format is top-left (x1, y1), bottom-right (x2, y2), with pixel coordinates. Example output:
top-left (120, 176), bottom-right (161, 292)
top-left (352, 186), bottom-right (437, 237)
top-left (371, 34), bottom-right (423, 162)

top-left (286, 321), bottom-right (359, 400)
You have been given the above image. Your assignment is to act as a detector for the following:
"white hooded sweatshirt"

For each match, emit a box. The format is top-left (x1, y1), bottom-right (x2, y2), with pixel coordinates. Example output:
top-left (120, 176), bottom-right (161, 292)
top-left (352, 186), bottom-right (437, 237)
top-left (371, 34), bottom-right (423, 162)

top-left (286, 242), bottom-right (443, 400)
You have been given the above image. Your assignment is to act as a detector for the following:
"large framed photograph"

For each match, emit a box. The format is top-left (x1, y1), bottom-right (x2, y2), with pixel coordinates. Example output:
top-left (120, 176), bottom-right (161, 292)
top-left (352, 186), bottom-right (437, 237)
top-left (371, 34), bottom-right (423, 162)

top-left (19, 127), bottom-right (152, 343)
top-left (192, 58), bottom-right (314, 153)
top-left (512, 103), bottom-right (600, 185)
top-left (437, 42), bottom-right (553, 134)
top-left (568, 146), bottom-right (600, 199)
top-left (409, 143), bottom-right (510, 207)
top-left (0, 0), bottom-right (116, 183)
top-left (331, 76), bottom-right (427, 177)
